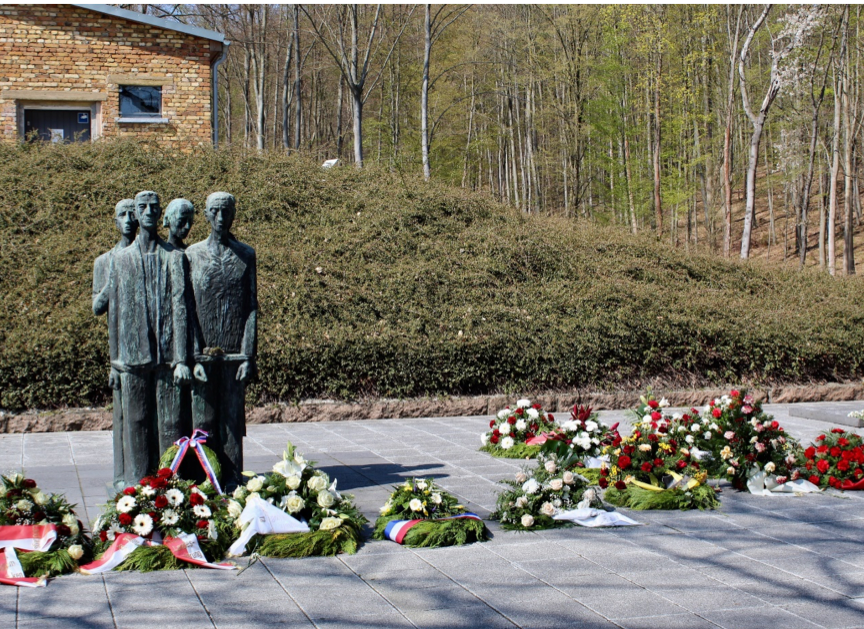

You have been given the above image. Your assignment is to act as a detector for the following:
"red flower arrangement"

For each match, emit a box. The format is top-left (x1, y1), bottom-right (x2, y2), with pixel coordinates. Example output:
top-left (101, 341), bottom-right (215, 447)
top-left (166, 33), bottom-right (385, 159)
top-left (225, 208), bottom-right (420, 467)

top-left (802, 429), bottom-right (864, 490)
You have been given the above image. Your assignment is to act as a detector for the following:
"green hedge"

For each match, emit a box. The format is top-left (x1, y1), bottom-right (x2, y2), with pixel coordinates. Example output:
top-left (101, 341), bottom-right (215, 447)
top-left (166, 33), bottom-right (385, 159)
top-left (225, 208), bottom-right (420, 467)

top-left (1, 140), bottom-right (863, 411)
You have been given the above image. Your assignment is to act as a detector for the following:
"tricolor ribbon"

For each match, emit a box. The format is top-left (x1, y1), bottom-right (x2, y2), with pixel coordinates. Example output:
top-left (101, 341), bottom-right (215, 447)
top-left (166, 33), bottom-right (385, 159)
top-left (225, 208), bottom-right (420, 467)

top-left (0, 548), bottom-right (46, 588)
top-left (0, 524), bottom-right (57, 552)
top-left (170, 429), bottom-right (223, 495)
top-left (384, 513), bottom-right (482, 544)
top-left (79, 532), bottom-right (235, 574)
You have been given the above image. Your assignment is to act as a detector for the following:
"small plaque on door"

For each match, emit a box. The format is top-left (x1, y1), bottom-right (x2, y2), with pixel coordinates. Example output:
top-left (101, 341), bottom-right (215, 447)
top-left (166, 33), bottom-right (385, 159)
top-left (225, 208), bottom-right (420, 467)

top-left (78, 112), bottom-right (89, 124)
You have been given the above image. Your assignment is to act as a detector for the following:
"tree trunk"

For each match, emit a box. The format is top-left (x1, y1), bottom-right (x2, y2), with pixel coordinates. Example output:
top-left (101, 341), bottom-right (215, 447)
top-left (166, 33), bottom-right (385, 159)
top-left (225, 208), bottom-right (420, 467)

top-left (842, 10), bottom-right (855, 274)
top-left (293, 5), bottom-right (302, 150)
top-left (722, 6), bottom-right (743, 258)
top-left (352, 88), bottom-right (363, 167)
top-left (336, 75), bottom-right (344, 159)
top-left (653, 53), bottom-right (663, 237)
top-left (828, 69), bottom-right (842, 276)
top-left (421, 4), bottom-right (431, 180)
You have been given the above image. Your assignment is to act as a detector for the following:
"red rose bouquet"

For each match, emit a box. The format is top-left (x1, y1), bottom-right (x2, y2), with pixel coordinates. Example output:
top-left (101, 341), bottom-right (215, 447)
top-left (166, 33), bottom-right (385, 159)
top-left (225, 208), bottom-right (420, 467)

top-left (802, 429), bottom-right (864, 490)
top-left (539, 405), bottom-right (621, 469)
top-left (480, 399), bottom-right (556, 458)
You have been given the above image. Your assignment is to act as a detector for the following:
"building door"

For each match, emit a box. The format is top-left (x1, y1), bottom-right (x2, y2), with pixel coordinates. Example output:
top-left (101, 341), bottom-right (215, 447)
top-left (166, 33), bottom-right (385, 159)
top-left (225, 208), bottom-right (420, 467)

top-left (24, 109), bottom-right (91, 142)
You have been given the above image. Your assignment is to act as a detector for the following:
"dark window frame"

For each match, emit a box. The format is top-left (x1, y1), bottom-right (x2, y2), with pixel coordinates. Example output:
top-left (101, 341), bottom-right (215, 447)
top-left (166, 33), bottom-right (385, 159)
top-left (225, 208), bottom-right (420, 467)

top-left (119, 85), bottom-right (162, 118)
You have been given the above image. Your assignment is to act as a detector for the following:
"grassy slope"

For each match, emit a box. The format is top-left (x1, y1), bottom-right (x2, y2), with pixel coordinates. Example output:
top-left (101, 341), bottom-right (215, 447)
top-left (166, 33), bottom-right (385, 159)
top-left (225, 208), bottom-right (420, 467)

top-left (1, 140), bottom-right (863, 411)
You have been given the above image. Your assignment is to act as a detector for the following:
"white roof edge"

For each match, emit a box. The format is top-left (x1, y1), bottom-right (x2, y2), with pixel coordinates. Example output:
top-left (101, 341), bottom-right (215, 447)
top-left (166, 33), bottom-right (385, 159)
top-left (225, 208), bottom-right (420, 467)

top-left (70, 4), bottom-right (226, 44)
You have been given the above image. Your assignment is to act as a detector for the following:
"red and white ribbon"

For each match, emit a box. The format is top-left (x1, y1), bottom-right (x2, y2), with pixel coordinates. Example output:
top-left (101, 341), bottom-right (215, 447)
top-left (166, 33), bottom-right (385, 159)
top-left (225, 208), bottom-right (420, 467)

top-left (79, 533), bottom-right (148, 575)
top-left (0, 524), bottom-right (57, 552)
top-left (170, 429), bottom-right (223, 495)
top-left (163, 534), bottom-right (235, 570)
top-left (0, 548), bottom-right (45, 588)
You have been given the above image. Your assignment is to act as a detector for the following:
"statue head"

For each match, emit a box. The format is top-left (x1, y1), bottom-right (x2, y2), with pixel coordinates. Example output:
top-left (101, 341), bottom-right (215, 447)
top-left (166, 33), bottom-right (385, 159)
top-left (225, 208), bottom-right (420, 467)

top-left (134, 191), bottom-right (161, 233)
top-left (163, 198), bottom-right (194, 241)
top-left (114, 199), bottom-right (137, 238)
top-left (205, 192), bottom-right (236, 239)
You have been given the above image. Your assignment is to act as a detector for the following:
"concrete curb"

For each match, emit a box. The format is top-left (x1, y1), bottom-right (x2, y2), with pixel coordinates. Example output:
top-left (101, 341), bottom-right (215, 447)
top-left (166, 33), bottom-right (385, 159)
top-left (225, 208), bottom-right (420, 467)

top-left (2, 381), bottom-right (863, 433)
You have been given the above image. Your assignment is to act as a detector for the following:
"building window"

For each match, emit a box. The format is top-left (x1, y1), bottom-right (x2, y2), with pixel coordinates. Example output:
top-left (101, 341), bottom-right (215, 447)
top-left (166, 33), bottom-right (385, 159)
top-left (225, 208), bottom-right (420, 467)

top-left (119, 85), bottom-right (162, 119)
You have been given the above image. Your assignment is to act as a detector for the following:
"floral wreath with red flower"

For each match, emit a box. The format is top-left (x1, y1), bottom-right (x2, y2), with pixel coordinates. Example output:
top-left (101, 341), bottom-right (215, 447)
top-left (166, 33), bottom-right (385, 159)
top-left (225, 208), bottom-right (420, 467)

top-left (0, 473), bottom-right (93, 576)
top-left (708, 390), bottom-right (803, 491)
top-left (600, 395), bottom-right (719, 510)
top-left (92, 468), bottom-right (233, 566)
top-left (540, 404), bottom-right (621, 469)
top-left (801, 429), bottom-right (864, 490)
top-left (480, 399), bottom-right (556, 458)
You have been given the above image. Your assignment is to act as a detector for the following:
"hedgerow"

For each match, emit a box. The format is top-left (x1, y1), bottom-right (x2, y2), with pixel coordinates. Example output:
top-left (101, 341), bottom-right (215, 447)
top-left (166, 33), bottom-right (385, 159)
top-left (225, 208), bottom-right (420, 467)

top-left (1, 140), bottom-right (863, 411)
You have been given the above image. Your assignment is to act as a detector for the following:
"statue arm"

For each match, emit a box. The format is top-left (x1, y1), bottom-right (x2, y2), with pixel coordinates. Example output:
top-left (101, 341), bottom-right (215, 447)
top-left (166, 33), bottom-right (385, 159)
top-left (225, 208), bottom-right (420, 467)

top-left (92, 256), bottom-right (109, 316)
top-left (171, 252), bottom-right (190, 369)
top-left (241, 251), bottom-right (258, 361)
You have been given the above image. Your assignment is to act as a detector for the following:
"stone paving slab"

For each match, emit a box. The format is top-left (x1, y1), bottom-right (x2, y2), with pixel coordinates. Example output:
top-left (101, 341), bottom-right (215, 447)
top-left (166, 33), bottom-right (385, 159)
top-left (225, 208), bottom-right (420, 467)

top-left (0, 403), bottom-right (863, 628)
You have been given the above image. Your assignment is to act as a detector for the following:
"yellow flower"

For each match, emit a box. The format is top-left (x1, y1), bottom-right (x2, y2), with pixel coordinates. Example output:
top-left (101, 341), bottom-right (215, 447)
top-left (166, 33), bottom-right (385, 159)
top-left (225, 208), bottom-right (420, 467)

top-left (611, 465), bottom-right (619, 475)
top-left (613, 449), bottom-right (621, 456)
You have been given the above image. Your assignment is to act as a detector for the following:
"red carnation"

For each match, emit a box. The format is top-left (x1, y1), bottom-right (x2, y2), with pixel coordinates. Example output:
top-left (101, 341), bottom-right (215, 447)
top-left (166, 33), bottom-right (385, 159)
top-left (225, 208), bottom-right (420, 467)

top-left (839, 438), bottom-right (850, 447)
top-left (22, 479), bottom-right (37, 489)
top-left (641, 462), bottom-right (653, 473)
top-left (99, 531), bottom-right (108, 542)
top-left (677, 460), bottom-right (688, 469)
top-left (648, 433), bottom-right (659, 442)
top-left (32, 511), bottom-right (45, 521)
top-left (804, 447), bottom-right (816, 460)
top-left (547, 414), bottom-right (554, 422)
top-left (492, 429), bottom-right (500, 437)
top-left (618, 456), bottom-right (632, 469)
top-left (657, 424), bottom-right (668, 434)
top-left (196, 520), bottom-right (209, 529)
top-left (809, 475), bottom-right (820, 484)
top-left (855, 469), bottom-right (863, 477)
top-left (651, 411), bottom-right (662, 422)
top-left (490, 435), bottom-right (499, 444)
top-left (653, 459), bottom-right (664, 467)
top-left (532, 403), bottom-right (541, 410)
top-left (648, 400), bottom-right (659, 409)
top-left (190, 493), bottom-right (205, 506)
top-left (837, 460), bottom-right (850, 472)
top-left (816, 459), bottom-right (830, 474)
top-left (154, 495), bottom-right (169, 509)
top-left (730, 389), bottom-right (740, 398)
top-left (770, 421), bottom-right (779, 430)
top-left (515, 408), bottom-right (524, 416)
top-left (119, 513), bottom-right (133, 526)
top-left (600, 467), bottom-right (609, 477)
top-left (151, 478), bottom-right (168, 490)
top-left (525, 432), bottom-right (535, 440)
top-left (148, 511), bottom-right (157, 520)
top-left (831, 428), bottom-right (845, 434)
top-left (817, 445), bottom-right (829, 454)
top-left (614, 481), bottom-right (627, 491)
top-left (123, 487), bottom-right (136, 496)
top-left (829, 476), bottom-right (838, 487)
top-left (712, 408), bottom-right (722, 418)
top-left (598, 478), bottom-right (609, 489)
top-left (805, 461), bottom-right (813, 470)
top-left (817, 435), bottom-right (826, 441)
top-left (139, 477), bottom-right (153, 487)
top-left (508, 416), bottom-right (517, 425)
top-left (623, 445), bottom-right (635, 455)
top-left (830, 447), bottom-right (842, 458)
top-left (489, 420), bottom-right (495, 429)
top-left (157, 468), bottom-right (174, 479)
top-left (56, 524), bottom-right (71, 537)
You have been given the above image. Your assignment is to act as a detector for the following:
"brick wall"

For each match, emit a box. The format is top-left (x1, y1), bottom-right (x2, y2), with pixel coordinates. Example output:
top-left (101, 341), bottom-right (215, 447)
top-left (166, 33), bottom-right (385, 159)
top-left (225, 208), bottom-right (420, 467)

top-left (0, 4), bottom-right (220, 146)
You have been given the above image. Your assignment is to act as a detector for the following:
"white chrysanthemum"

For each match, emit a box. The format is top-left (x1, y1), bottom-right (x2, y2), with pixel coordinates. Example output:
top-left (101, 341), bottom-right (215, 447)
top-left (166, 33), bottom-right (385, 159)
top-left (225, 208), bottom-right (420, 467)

top-left (409, 498), bottom-right (423, 511)
top-left (107, 523), bottom-right (124, 540)
top-left (141, 486), bottom-right (156, 497)
top-left (497, 408), bottom-right (509, 419)
top-left (703, 432), bottom-right (713, 440)
top-left (431, 493), bottom-right (442, 504)
top-left (638, 444), bottom-right (652, 452)
top-left (527, 408), bottom-right (539, 420)
top-left (517, 399), bottom-right (531, 408)
top-left (499, 422), bottom-right (511, 435)
top-left (685, 435), bottom-right (695, 445)
top-left (521, 479), bottom-right (540, 494)
top-left (515, 419), bottom-right (527, 431)
top-left (481, 433), bottom-right (488, 446)
top-left (642, 414), bottom-right (653, 424)
top-left (246, 476), bottom-right (266, 492)
top-left (501, 436), bottom-right (515, 450)
top-left (709, 423), bottom-right (719, 431)
top-left (161, 509), bottom-right (179, 526)
top-left (193, 505), bottom-right (212, 518)
top-left (677, 425), bottom-right (687, 433)
top-left (132, 514), bottom-right (153, 536)
top-left (561, 420), bottom-right (579, 432)
top-left (584, 420), bottom-right (598, 432)
top-left (764, 462), bottom-right (776, 473)
top-left (165, 489), bottom-right (184, 507)
top-left (15, 499), bottom-right (33, 512)
top-left (116, 496), bottom-right (136, 513)
top-left (672, 413), bottom-right (683, 421)
top-left (416, 480), bottom-right (428, 490)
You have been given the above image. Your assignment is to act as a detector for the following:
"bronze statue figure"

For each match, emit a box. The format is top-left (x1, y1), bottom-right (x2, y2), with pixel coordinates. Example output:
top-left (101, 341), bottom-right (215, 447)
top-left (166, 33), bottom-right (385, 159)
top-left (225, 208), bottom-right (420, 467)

top-left (163, 198), bottom-right (194, 250)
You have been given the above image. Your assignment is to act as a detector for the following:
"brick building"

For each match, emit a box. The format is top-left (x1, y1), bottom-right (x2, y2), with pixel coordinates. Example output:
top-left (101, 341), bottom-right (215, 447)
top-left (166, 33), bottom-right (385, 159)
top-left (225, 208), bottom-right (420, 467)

top-left (0, 4), bottom-right (228, 147)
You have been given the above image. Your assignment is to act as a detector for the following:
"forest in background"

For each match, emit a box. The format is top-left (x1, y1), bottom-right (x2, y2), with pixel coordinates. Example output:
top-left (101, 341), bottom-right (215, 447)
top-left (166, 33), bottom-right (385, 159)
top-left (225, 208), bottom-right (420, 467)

top-left (122, 4), bottom-right (864, 272)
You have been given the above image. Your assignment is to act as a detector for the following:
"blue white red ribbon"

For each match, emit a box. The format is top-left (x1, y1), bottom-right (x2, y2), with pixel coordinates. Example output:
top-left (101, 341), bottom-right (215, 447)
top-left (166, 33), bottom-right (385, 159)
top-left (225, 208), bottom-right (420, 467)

top-left (170, 429), bottom-right (223, 495)
top-left (384, 513), bottom-right (482, 544)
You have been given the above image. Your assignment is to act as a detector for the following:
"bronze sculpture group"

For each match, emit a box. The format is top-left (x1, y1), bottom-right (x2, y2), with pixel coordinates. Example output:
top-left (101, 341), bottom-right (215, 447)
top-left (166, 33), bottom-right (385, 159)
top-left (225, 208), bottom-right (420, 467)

top-left (92, 191), bottom-right (257, 492)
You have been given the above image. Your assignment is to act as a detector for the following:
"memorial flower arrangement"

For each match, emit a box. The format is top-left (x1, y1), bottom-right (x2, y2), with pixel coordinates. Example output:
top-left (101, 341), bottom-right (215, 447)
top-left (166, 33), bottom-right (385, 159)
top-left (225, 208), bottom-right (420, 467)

top-left (491, 454), bottom-right (604, 530)
top-left (374, 478), bottom-right (489, 547)
top-left (228, 442), bottom-right (366, 557)
top-left (540, 404), bottom-right (621, 469)
top-left (667, 407), bottom-right (727, 477)
top-left (480, 399), bottom-right (557, 458)
top-left (601, 397), bottom-right (719, 510)
top-left (0, 474), bottom-right (92, 576)
top-left (801, 429), bottom-right (864, 490)
top-left (92, 468), bottom-right (233, 571)
top-left (707, 390), bottom-right (803, 490)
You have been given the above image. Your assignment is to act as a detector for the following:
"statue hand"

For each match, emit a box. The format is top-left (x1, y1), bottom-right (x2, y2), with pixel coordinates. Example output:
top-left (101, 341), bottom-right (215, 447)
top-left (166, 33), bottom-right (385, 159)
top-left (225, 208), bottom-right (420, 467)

top-left (108, 368), bottom-right (121, 390)
top-left (194, 363), bottom-right (208, 383)
top-left (173, 364), bottom-right (192, 385)
top-left (236, 361), bottom-right (251, 383)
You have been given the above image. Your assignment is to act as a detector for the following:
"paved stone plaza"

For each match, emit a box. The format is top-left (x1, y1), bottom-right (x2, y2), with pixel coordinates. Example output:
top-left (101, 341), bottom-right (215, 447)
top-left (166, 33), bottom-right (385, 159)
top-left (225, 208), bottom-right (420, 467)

top-left (1, 402), bottom-right (863, 628)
